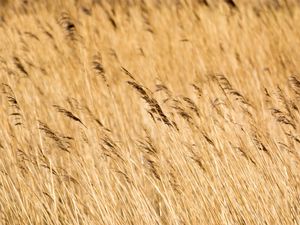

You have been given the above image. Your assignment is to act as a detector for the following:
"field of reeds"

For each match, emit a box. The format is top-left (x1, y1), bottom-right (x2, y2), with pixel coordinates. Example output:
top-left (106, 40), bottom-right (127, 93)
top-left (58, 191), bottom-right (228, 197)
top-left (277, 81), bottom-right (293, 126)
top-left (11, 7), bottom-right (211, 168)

top-left (0, 0), bottom-right (300, 224)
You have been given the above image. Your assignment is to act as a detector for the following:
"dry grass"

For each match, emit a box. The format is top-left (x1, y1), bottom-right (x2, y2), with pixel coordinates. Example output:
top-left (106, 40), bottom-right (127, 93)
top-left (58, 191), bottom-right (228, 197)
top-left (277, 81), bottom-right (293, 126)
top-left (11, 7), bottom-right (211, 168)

top-left (0, 0), bottom-right (300, 224)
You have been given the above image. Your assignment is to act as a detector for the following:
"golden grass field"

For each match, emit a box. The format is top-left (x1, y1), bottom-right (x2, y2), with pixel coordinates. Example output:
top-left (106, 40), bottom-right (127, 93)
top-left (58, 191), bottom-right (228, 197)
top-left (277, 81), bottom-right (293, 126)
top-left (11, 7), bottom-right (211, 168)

top-left (0, 0), bottom-right (300, 224)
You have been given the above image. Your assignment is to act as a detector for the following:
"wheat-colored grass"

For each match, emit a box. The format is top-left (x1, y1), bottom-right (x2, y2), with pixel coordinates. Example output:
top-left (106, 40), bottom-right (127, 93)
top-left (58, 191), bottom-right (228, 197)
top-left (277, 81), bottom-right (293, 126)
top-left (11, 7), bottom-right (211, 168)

top-left (0, 0), bottom-right (300, 224)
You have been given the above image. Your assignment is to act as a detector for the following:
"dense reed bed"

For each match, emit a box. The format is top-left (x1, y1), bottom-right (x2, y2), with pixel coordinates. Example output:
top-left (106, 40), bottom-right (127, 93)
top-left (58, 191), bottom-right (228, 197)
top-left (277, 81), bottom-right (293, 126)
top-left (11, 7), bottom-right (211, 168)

top-left (0, 0), bottom-right (300, 224)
